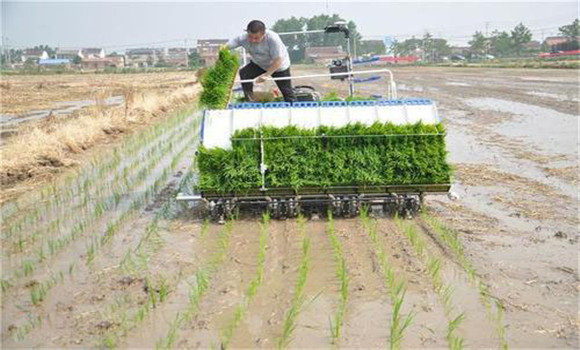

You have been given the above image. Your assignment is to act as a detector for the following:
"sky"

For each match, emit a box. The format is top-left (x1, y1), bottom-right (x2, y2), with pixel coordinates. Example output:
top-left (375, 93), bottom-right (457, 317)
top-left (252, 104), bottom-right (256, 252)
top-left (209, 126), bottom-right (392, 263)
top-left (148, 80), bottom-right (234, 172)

top-left (1, 1), bottom-right (577, 50)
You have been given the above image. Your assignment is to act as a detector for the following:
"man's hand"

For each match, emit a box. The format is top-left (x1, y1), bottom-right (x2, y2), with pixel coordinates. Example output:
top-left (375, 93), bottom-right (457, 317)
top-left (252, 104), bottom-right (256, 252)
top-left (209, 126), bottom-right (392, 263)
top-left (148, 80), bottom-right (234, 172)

top-left (255, 74), bottom-right (270, 84)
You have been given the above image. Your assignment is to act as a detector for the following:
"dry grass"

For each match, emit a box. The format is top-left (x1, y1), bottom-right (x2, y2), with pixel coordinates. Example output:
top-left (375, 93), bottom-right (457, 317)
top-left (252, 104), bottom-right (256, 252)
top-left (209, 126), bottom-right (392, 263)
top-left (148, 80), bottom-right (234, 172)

top-left (542, 166), bottom-right (579, 185)
top-left (0, 81), bottom-right (200, 203)
top-left (454, 163), bottom-right (563, 198)
top-left (0, 72), bottom-right (197, 115)
top-left (454, 163), bottom-right (578, 224)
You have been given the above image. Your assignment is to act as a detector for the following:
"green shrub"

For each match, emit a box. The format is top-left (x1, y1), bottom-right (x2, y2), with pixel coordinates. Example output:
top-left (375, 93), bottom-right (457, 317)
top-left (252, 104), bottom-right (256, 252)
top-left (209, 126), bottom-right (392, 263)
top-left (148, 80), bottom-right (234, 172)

top-left (199, 49), bottom-right (239, 109)
top-left (197, 122), bottom-right (451, 192)
top-left (321, 92), bottom-right (371, 102)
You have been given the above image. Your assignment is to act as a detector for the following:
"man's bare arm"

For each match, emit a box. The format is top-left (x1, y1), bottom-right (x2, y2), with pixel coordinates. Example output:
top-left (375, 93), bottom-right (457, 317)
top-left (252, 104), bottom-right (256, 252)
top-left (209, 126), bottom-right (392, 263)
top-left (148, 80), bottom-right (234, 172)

top-left (256, 57), bottom-right (282, 83)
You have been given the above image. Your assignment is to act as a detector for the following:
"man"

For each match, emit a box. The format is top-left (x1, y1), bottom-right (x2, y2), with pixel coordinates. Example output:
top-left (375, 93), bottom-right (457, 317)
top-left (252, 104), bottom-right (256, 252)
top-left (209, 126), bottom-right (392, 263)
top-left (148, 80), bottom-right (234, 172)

top-left (226, 20), bottom-right (297, 102)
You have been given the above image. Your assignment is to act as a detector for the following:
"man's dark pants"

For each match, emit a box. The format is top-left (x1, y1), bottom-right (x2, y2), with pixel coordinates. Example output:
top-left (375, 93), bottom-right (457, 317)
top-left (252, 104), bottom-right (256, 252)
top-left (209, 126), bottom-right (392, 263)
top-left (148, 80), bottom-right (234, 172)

top-left (239, 61), bottom-right (297, 103)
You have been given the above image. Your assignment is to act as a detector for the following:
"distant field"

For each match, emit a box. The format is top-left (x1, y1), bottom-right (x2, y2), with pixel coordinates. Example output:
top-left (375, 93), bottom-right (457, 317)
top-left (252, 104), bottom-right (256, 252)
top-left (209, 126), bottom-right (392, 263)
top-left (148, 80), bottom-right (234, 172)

top-left (0, 71), bottom-right (196, 115)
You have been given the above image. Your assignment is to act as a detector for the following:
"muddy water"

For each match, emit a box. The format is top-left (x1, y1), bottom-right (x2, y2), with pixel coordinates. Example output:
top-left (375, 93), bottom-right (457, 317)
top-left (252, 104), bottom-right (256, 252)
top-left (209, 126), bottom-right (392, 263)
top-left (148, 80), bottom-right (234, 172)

top-left (463, 97), bottom-right (578, 159)
top-left (1, 119), bottom-right (199, 347)
top-left (408, 219), bottom-right (501, 346)
top-left (121, 221), bottom-right (224, 348)
top-left (334, 219), bottom-right (392, 348)
top-left (374, 220), bottom-right (449, 348)
top-left (228, 220), bottom-right (302, 348)
top-left (175, 220), bottom-right (262, 348)
top-left (290, 220), bottom-right (339, 348)
top-left (0, 96), bottom-right (124, 127)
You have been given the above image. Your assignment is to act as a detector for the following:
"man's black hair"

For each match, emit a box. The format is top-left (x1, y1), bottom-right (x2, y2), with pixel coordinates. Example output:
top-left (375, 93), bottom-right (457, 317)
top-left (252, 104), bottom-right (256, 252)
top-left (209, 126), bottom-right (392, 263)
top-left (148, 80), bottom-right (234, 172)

top-left (247, 20), bottom-right (266, 34)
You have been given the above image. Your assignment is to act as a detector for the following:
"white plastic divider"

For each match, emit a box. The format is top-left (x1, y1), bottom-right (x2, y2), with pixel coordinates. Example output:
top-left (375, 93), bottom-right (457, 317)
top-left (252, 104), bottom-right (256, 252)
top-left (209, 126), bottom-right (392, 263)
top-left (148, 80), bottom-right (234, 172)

top-left (202, 103), bottom-right (440, 149)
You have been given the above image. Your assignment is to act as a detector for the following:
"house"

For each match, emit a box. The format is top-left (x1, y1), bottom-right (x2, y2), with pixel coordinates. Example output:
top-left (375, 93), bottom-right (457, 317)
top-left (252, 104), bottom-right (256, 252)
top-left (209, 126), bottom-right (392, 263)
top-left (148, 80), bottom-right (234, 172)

top-left (80, 48), bottom-right (105, 59)
top-left (80, 56), bottom-right (124, 70)
top-left (38, 58), bottom-right (71, 69)
top-left (543, 36), bottom-right (579, 52)
top-left (304, 46), bottom-right (345, 64)
top-left (197, 39), bottom-right (228, 66)
top-left (56, 48), bottom-right (82, 60)
top-left (544, 36), bottom-right (569, 48)
top-left (162, 48), bottom-right (188, 67)
top-left (450, 46), bottom-right (470, 56)
top-left (524, 41), bottom-right (541, 50)
top-left (125, 48), bottom-right (159, 67)
top-left (20, 49), bottom-right (48, 63)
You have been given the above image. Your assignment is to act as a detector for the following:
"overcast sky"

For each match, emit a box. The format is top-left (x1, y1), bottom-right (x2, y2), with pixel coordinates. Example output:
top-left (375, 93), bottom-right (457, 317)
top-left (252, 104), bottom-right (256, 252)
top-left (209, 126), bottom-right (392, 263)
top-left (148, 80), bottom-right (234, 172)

top-left (1, 1), bottom-right (577, 50)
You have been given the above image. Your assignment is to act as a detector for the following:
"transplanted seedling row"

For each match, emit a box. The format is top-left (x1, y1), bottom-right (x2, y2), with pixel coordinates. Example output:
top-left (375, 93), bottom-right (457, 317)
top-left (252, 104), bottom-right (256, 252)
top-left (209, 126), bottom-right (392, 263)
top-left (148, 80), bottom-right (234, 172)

top-left (155, 220), bottom-right (235, 349)
top-left (420, 213), bottom-right (509, 349)
top-left (360, 209), bottom-right (414, 350)
top-left (1, 107), bottom-right (194, 245)
top-left (94, 127), bottom-right (205, 348)
top-left (278, 215), bottom-right (312, 349)
top-left (2, 112), bottom-right (199, 291)
top-left (3, 108), bottom-right (202, 342)
top-left (219, 213), bottom-right (270, 349)
top-left (1, 106), bottom-right (195, 240)
top-left (4, 119), bottom-right (190, 262)
top-left (16, 128), bottom-right (197, 341)
top-left (393, 215), bottom-right (466, 350)
top-left (82, 122), bottom-right (199, 267)
top-left (326, 212), bottom-right (350, 344)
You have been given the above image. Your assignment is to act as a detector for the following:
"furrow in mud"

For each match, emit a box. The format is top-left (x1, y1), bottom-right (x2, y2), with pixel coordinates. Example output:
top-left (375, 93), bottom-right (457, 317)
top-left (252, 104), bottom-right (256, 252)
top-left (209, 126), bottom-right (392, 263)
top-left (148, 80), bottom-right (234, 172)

top-left (1, 120), bottom-right (200, 345)
top-left (1, 109), bottom-right (194, 236)
top-left (289, 220), bottom-right (339, 348)
top-left (1, 114), bottom-right (199, 282)
top-left (172, 220), bottom-right (262, 348)
top-left (120, 221), bottom-right (223, 348)
top-left (228, 220), bottom-right (302, 349)
top-left (372, 218), bottom-right (449, 348)
top-left (411, 218), bottom-right (503, 346)
top-left (333, 218), bottom-right (392, 348)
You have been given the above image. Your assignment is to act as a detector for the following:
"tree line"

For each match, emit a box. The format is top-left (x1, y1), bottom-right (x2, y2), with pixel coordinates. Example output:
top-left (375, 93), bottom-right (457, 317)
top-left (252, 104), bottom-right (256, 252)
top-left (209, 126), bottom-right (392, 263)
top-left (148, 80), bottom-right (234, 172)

top-left (273, 16), bottom-right (579, 62)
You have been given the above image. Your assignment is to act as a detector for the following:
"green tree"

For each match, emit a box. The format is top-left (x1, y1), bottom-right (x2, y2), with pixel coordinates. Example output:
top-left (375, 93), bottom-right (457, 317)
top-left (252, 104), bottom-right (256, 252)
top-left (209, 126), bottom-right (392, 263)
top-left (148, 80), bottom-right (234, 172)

top-left (391, 36), bottom-right (422, 56)
top-left (72, 55), bottom-right (82, 64)
top-left (390, 35), bottom-right (448, 61)
top-left (34, 45), bottom-right (56, 57)
top-left (558, 18), bottom-right (579, 40)
top-left (272, 16), bottom-right (308, 62)
top-left (188, 50), bottom-right (201, 68)
top-left (432, 38), bottom-right (451, 60)
top-left (146, 55), bottom-right (154, 67)
top-left (272, 14), bottom-right (362, 62)
top-left (469, 31), bottom-right (488, 56)
top-left (422, 32), bottom-right (433, 61)
top-left (510, 23), bottom-right (532, 57)
top-left (358, 40), bottom-right (386, 55)
top-left (489, 30), bottom-right (513, 57)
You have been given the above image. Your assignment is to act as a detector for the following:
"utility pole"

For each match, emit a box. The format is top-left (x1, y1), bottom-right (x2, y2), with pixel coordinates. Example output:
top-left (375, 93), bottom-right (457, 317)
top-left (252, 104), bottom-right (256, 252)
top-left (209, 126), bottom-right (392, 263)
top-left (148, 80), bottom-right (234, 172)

top-left (485, 21), bottom-right (490, 61)
top-left (6, 37), bottom-right (10, 66)
top-left (1, 35), bottom-right (4, 67)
